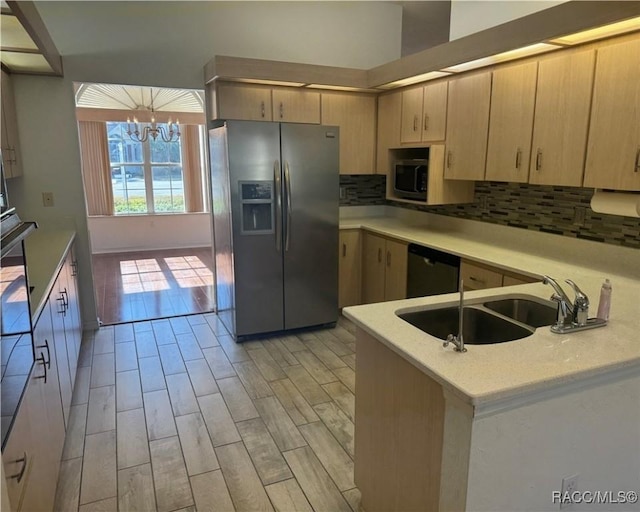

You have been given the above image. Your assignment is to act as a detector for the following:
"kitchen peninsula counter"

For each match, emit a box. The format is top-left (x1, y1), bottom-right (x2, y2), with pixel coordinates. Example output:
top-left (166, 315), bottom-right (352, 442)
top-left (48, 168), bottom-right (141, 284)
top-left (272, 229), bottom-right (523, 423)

top-left (340, 211), bottom-right (640, 409)
top-left (341, 210), bottom-right (640, 512)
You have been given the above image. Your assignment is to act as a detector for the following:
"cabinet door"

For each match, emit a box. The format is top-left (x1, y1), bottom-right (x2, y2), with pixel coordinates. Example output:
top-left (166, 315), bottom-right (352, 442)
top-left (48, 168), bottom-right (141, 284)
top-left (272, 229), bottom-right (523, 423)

top-left (384, 239), bottom-right (407, 301)
top-left (49, 279), bottom-right (72, 428)
top-left (339, 230), bottom-right (362, 308)
top-left (216, 82), bottom-right (273, 121)
top-left (321, 92), bottom-right (377, 174)
top-left (421, 81), bottom-right (448, 142)
top-left (460, 260), bottom-right (503, 291)
top-left (486, 62), bottom-right (538, 183)
top-left (1, 70), bottom-right (22, 178)
top-left (362, 233), bottom-right (386, 304)
top-left (65, 248), bottom-right (82, 379)
top-left (272, 88), bottom-right (320, 124)
top-left (22, 307), bottom-right (65, 512)
top-left (529, 50), bottom-right (595, 186)
top-left (376, 92), bottom-right (402, 176)
top-left (400, 86), bottom-right (424, 144)
top-left (584, 39), bottom-right (640, 191)
top-left (444, 72), bottom-right (492, 180)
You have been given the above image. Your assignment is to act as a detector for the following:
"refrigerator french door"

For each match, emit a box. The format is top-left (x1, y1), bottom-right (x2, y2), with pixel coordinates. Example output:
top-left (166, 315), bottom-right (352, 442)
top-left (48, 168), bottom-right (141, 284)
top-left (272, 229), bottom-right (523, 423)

top-left (210, 121), bottom-right (339, 340)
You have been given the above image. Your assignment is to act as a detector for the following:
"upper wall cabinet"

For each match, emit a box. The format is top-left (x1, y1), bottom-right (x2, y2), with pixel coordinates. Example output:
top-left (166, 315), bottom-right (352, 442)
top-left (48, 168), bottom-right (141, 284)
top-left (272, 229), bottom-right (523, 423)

top-left (321, 92), bottom-right (377, 175)
top-left (214, 82), bottom-right (273, 121)
top-left (583, 39), bottom-right (640, 191)
top-left (485, 62), bottom-right (538, 183)
top-left (271, 88), bottom-right (320, 124)
top-left (376, 91), bottom-right (402, 174)
top-left (1, 70), bottom-right (23, 178)
top-left (528, 50), bottom-right (595, 187)
top-left (400, 82), bottom-right (448, 144)
top-left (444, 72), bottom-right (492, 181)
top-left (211, 82), bottom-right (321, 125)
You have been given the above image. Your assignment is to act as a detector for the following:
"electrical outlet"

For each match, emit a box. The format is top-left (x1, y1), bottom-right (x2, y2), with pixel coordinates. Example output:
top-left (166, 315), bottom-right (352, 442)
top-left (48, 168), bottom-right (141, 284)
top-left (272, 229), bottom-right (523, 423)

top-left (560, 474), bottom-right (579, 509)
top-left (479, 195), bottom-right (489, 210)
top-left (339, 186), bottom-right (347, 200)
top-left (42, 192), bottom-right (54, 207)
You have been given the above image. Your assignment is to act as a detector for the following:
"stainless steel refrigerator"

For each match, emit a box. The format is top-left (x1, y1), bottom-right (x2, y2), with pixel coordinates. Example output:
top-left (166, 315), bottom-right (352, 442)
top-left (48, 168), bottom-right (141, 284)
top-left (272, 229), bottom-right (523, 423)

top-left (209, 121), bottom-right (339, 340)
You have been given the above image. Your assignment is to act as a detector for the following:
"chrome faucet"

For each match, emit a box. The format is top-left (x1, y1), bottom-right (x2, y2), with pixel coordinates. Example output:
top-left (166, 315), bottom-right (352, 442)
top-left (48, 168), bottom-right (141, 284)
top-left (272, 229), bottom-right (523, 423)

top-left (543, 275), bottom-right (607, 334)
top-left (443, 280), bottom-right (467, 352)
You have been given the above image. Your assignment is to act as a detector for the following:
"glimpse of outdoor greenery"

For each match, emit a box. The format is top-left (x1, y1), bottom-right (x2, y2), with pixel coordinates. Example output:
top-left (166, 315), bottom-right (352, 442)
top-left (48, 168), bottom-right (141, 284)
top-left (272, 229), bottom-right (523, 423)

top-left (114, 195), bottom-right (184, 214)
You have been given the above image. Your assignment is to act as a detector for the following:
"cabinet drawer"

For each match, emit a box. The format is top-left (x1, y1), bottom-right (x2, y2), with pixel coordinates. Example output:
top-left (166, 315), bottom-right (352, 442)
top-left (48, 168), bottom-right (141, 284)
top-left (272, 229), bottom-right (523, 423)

top-left (460, 261), bottom-right (503, 290)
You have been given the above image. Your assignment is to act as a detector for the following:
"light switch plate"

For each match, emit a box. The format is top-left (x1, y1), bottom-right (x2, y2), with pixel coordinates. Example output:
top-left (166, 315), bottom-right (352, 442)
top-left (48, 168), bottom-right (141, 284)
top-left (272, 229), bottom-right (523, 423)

top-left (42, 192), bottom-right (54, 207)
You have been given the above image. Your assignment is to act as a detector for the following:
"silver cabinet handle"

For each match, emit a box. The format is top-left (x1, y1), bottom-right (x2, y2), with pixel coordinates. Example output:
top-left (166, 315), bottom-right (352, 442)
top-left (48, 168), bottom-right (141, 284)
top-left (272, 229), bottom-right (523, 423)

top-left (515, 148), bottom-right (522, 169)
top-left (36, 339), bottom-right (51, 370)
top-left (635, 148), bottom-right (640, 173)
top-left (284, 161), bottom-right (292, 251)
top-left (413, 115), bottom-right (418, 132)
top-left (261, 101), bottom-right (265, 118)
top-left (10, 453), bottom-right (27, 483)
top-left (279, 102), bottom-right (284, 119)
top-left (377, 248), bottom-right (382, 263)
top-left (447, 151), bottom-right (452, 169)
top-left (71, 260), bottom-right (78, 276)
top-left (342, 243), bottom-right (346, 257)
top-left (386, 251), bottom-right (391, 267)
top-left (535, 149), bottom-right (542, 171)
top-left (424, 114), bottom-right (429, 132)
top-left (274, 160), bottom-right (281, 252)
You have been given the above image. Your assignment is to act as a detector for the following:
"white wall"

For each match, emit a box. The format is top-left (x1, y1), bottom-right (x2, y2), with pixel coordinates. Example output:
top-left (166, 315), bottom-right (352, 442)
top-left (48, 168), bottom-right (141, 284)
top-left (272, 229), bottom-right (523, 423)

top-left (465, 374), bottom-right (640, 511)
top-left (449, 0), bottom-right (568, 40)
top-left (9, 2), bottom-right (403, 326)
top-left (88, 214), bottom-right (212, 253)
top-left (35, 1), bottom-right (403, 89)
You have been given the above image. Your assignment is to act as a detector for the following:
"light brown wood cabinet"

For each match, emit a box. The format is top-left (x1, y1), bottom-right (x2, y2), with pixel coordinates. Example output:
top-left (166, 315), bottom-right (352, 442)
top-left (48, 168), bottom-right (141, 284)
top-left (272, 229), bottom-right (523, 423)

top-left (583, 38), bottom-right (640, 191)
top-left (271, 88), bottom-right (320, 124)
top-left (321, 92), bottom-right (377, 174)
top-left (400, 81), bottom-right (448, 144)
top-left (362, 232), bottom-right (407, 304)
top-left (461, 259), bottom-right (537, 291)
top-left (339, 230), bottom-right (362, 308)
top-left (375, 91), bottom-right (402, 175)
top-left (2, 303), bottom-right (65, 512)
top-left (1, 70), bottom-right (23, 178)
top-left (485, 62), bottom-right (538, 183)
top-left (529, 50), bottom-right (595, 187)
top-left (444, 72), bottom-right (492, 181)
top-left (213, 82), bottom-right (273, 122)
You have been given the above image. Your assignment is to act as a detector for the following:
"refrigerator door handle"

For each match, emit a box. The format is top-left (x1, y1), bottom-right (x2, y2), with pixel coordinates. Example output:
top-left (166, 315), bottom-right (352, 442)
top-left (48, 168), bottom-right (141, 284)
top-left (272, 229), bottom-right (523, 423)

top-left (274, 160), bottom-right (282, 252)
top-left (284, 161), bottom-right (292, 251)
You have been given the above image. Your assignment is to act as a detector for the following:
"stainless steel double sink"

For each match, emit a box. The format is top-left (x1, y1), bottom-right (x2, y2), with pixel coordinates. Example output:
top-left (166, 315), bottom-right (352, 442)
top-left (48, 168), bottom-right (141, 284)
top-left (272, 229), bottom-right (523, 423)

top-left (397, 295), bottom-right (558, 345)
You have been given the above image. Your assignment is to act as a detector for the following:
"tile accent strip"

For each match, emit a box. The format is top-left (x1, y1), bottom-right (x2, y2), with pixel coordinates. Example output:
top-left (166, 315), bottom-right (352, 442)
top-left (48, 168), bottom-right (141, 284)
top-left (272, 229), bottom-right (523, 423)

top-left (339, 176), bottom-right (640, 249)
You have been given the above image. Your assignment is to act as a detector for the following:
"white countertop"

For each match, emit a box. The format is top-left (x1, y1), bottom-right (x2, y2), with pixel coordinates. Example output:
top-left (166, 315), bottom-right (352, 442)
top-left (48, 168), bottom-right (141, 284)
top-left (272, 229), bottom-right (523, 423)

top-left (341, 210), bottom-right (640, 412)
top-left (24, 229), bottom-right (76, 324)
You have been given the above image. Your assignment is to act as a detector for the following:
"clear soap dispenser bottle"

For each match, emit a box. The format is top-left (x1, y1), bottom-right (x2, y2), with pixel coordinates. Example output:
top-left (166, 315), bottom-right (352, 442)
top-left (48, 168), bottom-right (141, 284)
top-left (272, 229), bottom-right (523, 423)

top-left (596, 279), bottom-right (612, 321)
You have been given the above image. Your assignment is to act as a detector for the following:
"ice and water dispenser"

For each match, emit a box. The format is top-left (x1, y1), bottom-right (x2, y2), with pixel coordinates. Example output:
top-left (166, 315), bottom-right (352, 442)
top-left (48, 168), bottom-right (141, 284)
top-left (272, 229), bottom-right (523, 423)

top-left (239, 181), bottom-right (274, 235)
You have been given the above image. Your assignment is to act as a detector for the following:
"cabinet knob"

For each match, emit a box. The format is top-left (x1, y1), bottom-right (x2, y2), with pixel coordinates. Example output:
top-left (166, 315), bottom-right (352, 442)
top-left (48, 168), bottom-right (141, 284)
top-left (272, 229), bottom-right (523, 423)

top-left (261, 101), bottom-right (265, 118)
top-left (36, 353), bottom-right (48, 383)
top-left (446, 151), bottom-right (453, 170)
top-left (342, 243), bottom-right (346, 257)
top-left (36, 339), bottom-right (51, 370)
top-left (377, 248), bottom-right (382, 263)
top-left (635, 148), bottom-right (640, 173)
top-left (423, 114), bottom-right (429, 132)
top-left (279, 102), bottom-right (284, 119)
top-left (386, 251), bottom-right (391, 267)
top-left (535, 149), bottom-right (542, 171)
top-left (515, 148), bottom-right (522, 170)
top-left (413, 115), bottom-right (418, 132)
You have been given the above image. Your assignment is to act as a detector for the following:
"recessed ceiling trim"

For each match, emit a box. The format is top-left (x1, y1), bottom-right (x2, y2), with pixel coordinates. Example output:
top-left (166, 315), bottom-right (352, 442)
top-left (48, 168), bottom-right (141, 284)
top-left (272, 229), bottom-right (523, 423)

top-left (6, 1), bottom-right (62, 76)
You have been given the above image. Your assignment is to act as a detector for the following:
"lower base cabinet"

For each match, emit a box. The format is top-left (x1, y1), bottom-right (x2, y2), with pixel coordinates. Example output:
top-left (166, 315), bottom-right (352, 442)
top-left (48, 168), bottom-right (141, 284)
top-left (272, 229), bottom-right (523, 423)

top-left (461, 259), bottom-right (538, 291)
top-left (362, 232), bottom-right (408, 304)
top-left (2, 302), bottom-right (65, 512)
top-left (339, 230), bottom-right (362, 308)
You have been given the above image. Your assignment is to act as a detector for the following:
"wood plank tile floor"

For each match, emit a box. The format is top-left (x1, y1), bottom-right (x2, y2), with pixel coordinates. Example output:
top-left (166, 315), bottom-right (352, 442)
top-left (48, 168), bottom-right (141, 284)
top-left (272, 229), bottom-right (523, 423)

top-left (55, 313), bottom-right (362, 512)
top-left (92, 248), bottom-right (215, 326)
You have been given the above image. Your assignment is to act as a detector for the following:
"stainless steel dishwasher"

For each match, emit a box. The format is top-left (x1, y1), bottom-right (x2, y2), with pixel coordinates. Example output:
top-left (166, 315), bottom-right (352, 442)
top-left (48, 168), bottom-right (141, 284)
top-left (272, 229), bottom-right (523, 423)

top-left (406, 243), bottom-right (460, 298)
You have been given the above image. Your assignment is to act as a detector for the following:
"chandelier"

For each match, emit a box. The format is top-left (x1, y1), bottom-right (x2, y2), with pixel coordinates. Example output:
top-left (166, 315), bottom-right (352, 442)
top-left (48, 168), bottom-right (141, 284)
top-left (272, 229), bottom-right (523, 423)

top-left (126, 88), bottom-right (181, 143)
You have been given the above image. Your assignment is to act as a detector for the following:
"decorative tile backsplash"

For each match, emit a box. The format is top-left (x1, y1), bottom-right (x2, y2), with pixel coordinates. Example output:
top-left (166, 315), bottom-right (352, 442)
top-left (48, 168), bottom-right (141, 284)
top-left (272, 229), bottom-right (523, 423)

top-left (339, 176), bottom-right (640, 249)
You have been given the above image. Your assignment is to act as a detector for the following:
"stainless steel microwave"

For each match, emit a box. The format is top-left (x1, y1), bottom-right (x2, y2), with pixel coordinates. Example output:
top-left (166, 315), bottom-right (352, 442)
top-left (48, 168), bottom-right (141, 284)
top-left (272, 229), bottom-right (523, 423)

top-left (393, 159), bottom-right (428, 200)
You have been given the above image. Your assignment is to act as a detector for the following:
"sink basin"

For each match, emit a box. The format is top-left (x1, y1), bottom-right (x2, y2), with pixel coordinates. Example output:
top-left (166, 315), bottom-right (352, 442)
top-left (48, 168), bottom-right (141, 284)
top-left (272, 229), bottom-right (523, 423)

top-left (398, 306), bottom-right (534, 345)
top-left (483, 298), bottom-right (557, 328)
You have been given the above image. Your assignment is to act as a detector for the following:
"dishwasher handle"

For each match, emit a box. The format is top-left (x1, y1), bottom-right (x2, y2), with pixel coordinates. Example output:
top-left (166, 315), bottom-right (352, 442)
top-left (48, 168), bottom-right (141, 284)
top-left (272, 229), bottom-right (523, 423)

top-left (408, 243), bottom-right (460, 268)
